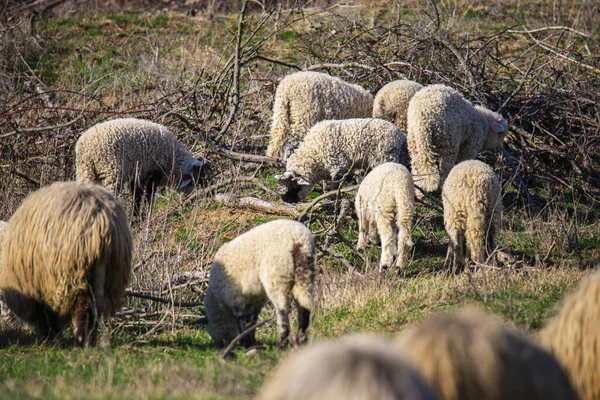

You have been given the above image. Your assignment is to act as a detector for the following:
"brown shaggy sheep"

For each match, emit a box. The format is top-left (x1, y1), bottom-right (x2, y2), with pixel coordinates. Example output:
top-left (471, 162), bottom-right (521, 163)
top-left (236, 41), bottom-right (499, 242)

top-left (395, 307), bottom-right (578, 400)
top-left (0, 182), bottom-right (132, 346)
top-left (539, 269), bottom-right (600, 400)
top-left (258, 335), bottom-right (439, 400)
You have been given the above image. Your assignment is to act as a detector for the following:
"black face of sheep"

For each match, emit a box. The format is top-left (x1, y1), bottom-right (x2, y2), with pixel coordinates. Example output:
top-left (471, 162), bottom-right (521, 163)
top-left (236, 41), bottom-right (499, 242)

top-left (275, 172), bottom-right (313, 203)
top-left (178, 159), bottom-right (210, 195)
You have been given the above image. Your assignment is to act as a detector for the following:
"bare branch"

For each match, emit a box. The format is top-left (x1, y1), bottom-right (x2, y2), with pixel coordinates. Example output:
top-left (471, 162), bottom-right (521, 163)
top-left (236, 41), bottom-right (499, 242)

top-left (125, 291), bottom-right (203, 308)
top-left (220, 318), bottom-right (273, 360)
top-left (214, 193), bottom-right (301, 218)
top-left (0, 113), bottom-right (85, 138)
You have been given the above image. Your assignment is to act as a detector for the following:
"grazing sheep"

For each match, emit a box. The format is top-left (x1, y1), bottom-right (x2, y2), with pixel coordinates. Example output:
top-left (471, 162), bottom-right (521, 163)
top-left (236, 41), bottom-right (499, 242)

top-left (0, 182), bottom-right (132, 347)
top-left (407, 84), bottom-right (508, 194)
top-left (205, 219), bottom-right (315, 348)
top-left (277, 118), bottom-right (409, 203)
top-left (0, 220), bottom-right (12, 328)
top-left (258, 334), bottom-right (439, 400)
top-left (539, 269), bottom-right (600, 400)
top-left (355, 162), bottom-right (415, 274)
top-left (266, 71), bottom-right (374, 161)
top-left (373, 80), bottom-right (424, 133)
top-left (395, 307), bottom-right (579, 400)
top-left (76, 118), bottom-right (208, 217)
top-left (442, 160), bottom-right (502, 274)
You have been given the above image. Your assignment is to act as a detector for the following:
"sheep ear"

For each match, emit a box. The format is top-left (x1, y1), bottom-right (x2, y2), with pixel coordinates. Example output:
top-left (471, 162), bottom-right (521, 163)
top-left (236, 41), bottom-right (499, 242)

top-left (178, 178), bottom-right (192, 189)
top-left (491, 119), bottom-right (507, 133)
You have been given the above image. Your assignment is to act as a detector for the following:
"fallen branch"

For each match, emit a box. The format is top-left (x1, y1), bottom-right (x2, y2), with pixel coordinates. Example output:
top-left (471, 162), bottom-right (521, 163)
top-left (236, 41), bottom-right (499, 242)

top-left (210, 146), bottom-right (284, 167)
top-left (0, 113), bottom-right (84, 139)
top-left (125, 291), bottom-right (203, 308)
top-left (220, 318), bottom-right (273, 360)
top-left (413, 184), bottom-right (443, 213)
top-left (508, 26), bottom-right (598, 43)
top-left (215, 193), bottom-right (301, 218)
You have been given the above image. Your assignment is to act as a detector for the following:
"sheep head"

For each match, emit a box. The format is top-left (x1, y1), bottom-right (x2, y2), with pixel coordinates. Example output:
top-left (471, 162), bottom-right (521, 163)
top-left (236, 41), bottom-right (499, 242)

top-left (478, 107), bottom-right (509, 152)
top-left (275, 171), bottom-right (313, 203)
top-left (178, 159), bottom-right (210, 194)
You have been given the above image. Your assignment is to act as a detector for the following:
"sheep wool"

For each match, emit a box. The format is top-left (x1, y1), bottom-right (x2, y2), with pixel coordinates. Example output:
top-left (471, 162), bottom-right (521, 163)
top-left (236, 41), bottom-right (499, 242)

top-left (395, 307), bottom-right (579, 400)
top-left (0, 182), bottom-right (132, 347)
top-left (266, 71), bottom-right (374, 161)
top-left (539, 268), bottom-right (600, 400)
top-left (277, 118), bottom-right (410, 203)
top-left (373, 80), bottom-right (424, 133)
top-left (75, 118), bottom-right (207, 216)
top-left (258, 334), bottom-right (439, 400)
top-left (0, 220), bottom-right (11, 328)
top-left (205, 219), bottom-right (315, 348)
top-left (407, 84), bottom-right (508, 193)
top-left (355, 162), bottom-right (415, 274)
top-left (442, 160), bottom-right (502, 274)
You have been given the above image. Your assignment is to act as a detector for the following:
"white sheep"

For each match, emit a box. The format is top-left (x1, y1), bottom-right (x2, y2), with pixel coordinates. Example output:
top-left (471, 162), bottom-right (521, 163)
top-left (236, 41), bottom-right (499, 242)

top-left (258, 334), bottom-right (439, 400)
top-left (205, 219), bottom-right (315, 348)
top-left (266, 71), bottom-right (374, 161)
top-left (276, 118), bottom-right (410, 203)
top-left (406, 84), bottom-right (508, 194)
top-left (355, 162), bottom-right (415, 275)
top-left (373, 79), bottom-right (424, 133)
top-left (442, 160), bottom-right (502, 274)
top-left (75, 118), bottom-right (208, 217)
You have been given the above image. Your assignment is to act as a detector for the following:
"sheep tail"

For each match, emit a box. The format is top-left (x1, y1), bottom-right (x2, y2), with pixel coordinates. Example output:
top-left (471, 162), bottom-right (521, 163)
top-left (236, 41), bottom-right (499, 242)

top-left (291, 242), bottom-right (315, 312)
top-left (266, 92), bottom-right (290, 160)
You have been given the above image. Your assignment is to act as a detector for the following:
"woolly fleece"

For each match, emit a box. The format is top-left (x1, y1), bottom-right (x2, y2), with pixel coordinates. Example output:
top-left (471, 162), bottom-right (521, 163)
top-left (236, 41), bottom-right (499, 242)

top-left (395, 307), bottom-right (579, 400)
top-left (0, 182), bottom-right (132, 345)
top-left (259, 334), bottom-right (439, 400)
top-left (278, 118), bottom-right (410, 203)
top-left (540, 268), bottom-right (600, 400)
top-left (355, 162), bottom-right (415, 274)
top-left (442, 160), bottom-right (502, 273)
top-left (266, 71), bottom-right (374, 161)
top-left (406, 84), bottom-right (508, 193)
top-left (205, 219), bottom-right (315, 348)
top-left (373, 79), bottom-right (424, 133)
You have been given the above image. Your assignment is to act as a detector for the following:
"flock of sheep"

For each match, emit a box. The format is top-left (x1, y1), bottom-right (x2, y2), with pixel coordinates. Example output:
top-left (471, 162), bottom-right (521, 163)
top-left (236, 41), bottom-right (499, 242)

top-left (0, 69), bottom-right (597, 399)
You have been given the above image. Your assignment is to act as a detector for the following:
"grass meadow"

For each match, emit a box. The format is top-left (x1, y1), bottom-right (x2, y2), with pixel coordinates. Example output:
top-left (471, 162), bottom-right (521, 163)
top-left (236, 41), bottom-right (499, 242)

top-left (0, 0), bottom-right (599, 398)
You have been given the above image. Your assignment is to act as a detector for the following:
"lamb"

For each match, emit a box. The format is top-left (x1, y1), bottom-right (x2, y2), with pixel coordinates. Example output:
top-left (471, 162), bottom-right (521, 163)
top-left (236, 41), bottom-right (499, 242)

top-left (75, 118), bottom-right (208, 217)
top-left (204, 219), bottom-right (315, 348)
top-left (277, 118), bottom-right (410, 203)
top-left (539, 268), bottom-right (600, 400)
top-left (395, 307), bottom-right (579, 400)
top-left (0, 181), bottom-right (132, 347)
top-left (373, 80), bottom-right (424, 133)
top-left (355, 162), bottom-right (415, 275)
top-left (258, 334), bottom-right (439, 400)
top-left (406, 84), bottom-right (508, 194)
top-left (266, 71), bottom-right (374, 161)
top-left (442, 160), bottom-right (502, 274)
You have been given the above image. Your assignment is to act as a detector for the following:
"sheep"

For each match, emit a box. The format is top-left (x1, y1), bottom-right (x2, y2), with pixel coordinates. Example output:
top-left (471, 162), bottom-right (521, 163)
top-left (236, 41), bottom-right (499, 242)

top-left (258, 334), bottom-right (439, 400)
top-left (266, 71), bottom-right (374, 161)
top-left (276, 118), bottom-right (410, 203)
top-left (0, 220), bottom-right (12, 329)
top-left (75, 118), bottom-right (208, 217)
top-left (373, 80), bottom-right (424, 133)
top-left (539, 268), bottom-right (600, 400)
top-left (355, 162), bottom-right (415, 275)
top-left (0, 181), bottom-right (132, 347)
top-left (395, 307), bottom-right (579, 400)
top-left (406, 84), bottom-right (508, 194)
top-left (442, 160), bottom-right (502, 274)
top-left (205, 219), bottom-right (315, 348)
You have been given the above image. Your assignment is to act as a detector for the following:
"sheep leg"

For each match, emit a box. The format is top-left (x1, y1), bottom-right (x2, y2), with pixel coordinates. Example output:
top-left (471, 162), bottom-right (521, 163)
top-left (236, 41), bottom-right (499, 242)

top-left (466, 215), bottom-right (487, 269)
top-left (72, 290), bottom-right (97, 348)
top-left (130, 181), bottom-right (144, 218)
top-left (356, 196), bottom-right (368, 252)
top-left (444, 230), bottom-right (465, 275)
top-left (376, 211), bottom-right (395, 272)
top-left (275, 307), bottom-right (291, 348)
top-left (296, 302), bottom-right (310, 345)
top-left (395, 227), bottom-right (411, 277)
